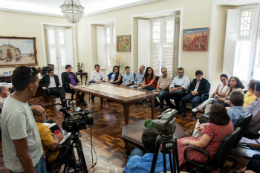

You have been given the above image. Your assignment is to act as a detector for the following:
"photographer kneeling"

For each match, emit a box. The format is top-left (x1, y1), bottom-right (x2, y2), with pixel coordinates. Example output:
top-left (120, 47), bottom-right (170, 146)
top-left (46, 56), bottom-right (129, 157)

top-left (31, 105), bottom-right (80, 172)
top-left (124, 128), bottom-right (172, 173)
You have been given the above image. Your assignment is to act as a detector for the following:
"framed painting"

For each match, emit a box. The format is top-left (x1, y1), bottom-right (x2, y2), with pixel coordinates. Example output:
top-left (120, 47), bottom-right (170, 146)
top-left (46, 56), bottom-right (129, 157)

top-left (0, 36), bottom-right (38, 67)
top-left (117, 35), bottom-right (131, 52)
top-left (182, 28), bottom-right (209, 51)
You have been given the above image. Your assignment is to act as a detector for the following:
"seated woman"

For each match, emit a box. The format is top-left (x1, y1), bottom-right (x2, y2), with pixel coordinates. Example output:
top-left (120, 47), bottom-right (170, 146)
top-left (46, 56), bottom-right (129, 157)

top-left (177, 103), bottom-right (234, 171)
top-left (193, 76), bottom-right (244, 114)
top-left (243, 80), bottom-right (257, 107)
top-left (107, 66), bottom-right (121, 84)
top-left (141, 67), bottom-right (157, 107)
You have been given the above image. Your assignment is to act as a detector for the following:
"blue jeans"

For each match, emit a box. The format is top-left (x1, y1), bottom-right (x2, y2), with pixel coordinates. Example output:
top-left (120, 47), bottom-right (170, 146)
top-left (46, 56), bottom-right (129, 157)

top-left (127, 148), bottom-right (144, 162)
top-left (141, 86), bottom-right (156, 103)
top-left (154, 89), bottom-right (168, 108)
top-left (10, 157), bottom-right (46, 173)
top-left (89, 81), bottom-right (96, 99)
top-left (181, 94), bottom-right (201, 116)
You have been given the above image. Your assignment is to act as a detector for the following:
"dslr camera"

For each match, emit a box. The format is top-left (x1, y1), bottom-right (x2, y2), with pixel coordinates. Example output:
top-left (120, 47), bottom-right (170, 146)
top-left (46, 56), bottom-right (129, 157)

top-left (60, 107), bottom-right (95, 132)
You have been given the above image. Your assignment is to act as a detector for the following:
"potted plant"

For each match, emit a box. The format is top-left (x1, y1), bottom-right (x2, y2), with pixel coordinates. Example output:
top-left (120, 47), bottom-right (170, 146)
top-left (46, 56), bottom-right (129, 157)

top-left (77, 62), bottom-right (83, 72)
top-left (144, 119), bottom-right (156, 129)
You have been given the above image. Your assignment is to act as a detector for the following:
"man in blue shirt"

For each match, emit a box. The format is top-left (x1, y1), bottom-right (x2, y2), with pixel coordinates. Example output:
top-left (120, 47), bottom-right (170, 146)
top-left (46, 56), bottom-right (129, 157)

top-left (122, 66), bottom-right (134, 86)
top-left (129, 65), bottom-right (145, 89)
top-left (124, 128), bottom-right (172, 173)
top-left (191, 91), bottom-right (248, 138)
top-left (162, 67), bottom-right (190, 111)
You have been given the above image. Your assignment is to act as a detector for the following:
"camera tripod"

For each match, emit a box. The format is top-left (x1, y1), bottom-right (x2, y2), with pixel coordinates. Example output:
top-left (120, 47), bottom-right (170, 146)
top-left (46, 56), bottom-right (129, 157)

top-left (150, 135), bottom-right (180, 173)
top-left (64, 132), bottom-right (88, 173)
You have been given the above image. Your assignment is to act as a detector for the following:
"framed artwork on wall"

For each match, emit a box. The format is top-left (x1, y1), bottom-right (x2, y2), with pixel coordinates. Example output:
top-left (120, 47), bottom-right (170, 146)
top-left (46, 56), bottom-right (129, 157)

top-left (182, 28), bottom-right (209, 51)
top-left (117, 35), bottom-right (131, 52)
top-left (0, 36), bottom-right (38, 67)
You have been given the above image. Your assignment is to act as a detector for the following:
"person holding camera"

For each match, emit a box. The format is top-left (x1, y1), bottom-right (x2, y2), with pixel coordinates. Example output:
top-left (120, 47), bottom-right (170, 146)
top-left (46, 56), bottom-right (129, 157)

top-left (1, 66), bottom-right (46, 173)
top-left (124, 128), bottom-right (172, 173)
top-left (162, 67), bottom-right (190, 111)
top-left (177, 104), bottom-right (234, 171)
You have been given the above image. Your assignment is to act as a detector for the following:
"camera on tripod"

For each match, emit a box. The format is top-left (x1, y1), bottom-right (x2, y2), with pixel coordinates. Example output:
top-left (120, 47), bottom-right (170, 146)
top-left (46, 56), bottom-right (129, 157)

top-left (60, 107), bottom-right (95, 132)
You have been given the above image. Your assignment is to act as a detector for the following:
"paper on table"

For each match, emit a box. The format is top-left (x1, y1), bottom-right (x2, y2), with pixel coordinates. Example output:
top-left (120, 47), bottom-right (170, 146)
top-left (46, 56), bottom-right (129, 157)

top-left (42, 123), bottom-right (57, 128)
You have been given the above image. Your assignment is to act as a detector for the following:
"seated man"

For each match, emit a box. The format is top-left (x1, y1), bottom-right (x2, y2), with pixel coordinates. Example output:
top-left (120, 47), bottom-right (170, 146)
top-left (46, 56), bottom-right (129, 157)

top-left (130, 65), bottom-right (145, 89)
top-left (39, 68), bottom-right (67, 108)
top-left (61, 64), bottom-right (87, 106)
top-left (31, 105), bottom-right (63, 164)
top-left (124, 128), bottom-right (172, 173)
top-left (244, 81), bottom-right (260, 137)
top-left (121, 66), bottom-right (134, 87)
top-left (180, 70), bottom-right (209, 121)
top-left (0, 86), bottom-right (9, 109)
top-left (154, 67), bottom-right (172, 109)
top-left (89, 64), bottom-right (105, 101)
top-left (192, 91), bottom-right (248, 138)
top-left (162, 67), bottom-right (190, 111)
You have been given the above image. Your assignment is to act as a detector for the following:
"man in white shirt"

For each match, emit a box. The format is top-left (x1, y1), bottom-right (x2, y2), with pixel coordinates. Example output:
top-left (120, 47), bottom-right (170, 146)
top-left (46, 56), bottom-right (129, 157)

top-left (0, 86), bottom-right (9, 109)
top-left (89, 64), bottom-right (105, 101)
top-left (39, 68), bottom-right (67, 108)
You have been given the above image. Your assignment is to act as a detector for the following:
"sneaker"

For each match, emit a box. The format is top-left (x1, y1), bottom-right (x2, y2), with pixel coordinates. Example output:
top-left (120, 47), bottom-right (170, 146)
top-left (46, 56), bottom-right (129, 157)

top-left (192, 107), bottom-right (200, 112)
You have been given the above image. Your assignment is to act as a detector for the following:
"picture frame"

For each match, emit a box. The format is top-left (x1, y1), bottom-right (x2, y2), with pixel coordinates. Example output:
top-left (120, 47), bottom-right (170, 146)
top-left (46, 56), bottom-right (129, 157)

top-left (3, 72), bottom-right (9, 76)
top-left (182, 28), bottom-right (209, 51)
top-left (0, 36), bottom-right (38, 67)
top-left (117, 35), bottom-right (131, 52)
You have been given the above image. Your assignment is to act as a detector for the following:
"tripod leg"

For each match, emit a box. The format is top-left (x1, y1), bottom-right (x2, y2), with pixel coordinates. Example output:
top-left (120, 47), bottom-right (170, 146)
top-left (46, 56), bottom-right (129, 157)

top-left (162, 144), bottom-right (167, 173)
top-left (75, 142), bottom-right (88, 173)
top-left (168, 151), bottom-right (174, 173)
top-left (150, 142), bottom-right (160, 173)
top-left (174, 138), bottom-right (180, 173)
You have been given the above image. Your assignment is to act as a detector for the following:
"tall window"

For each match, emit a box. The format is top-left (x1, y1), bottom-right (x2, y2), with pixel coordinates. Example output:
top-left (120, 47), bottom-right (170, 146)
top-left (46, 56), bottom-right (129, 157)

top-left (151, 17), bottom-right (174, 76)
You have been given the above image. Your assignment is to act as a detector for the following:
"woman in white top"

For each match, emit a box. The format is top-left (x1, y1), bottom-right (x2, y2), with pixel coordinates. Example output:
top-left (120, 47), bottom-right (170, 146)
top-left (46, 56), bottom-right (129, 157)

top-left (192, 74), bottom-right (229, 114)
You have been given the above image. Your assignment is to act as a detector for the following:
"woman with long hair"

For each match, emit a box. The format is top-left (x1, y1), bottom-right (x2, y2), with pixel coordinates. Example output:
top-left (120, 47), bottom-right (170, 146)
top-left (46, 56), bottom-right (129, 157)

top-left (192, 74), bottom-right (229, 113)
top-left (141, 67), bottom-right (157, 107)
top-left (107, 66), bottom-right (121, 84)
top-left (177, 103), bottom-right (234, 171)
top-left (194, 76), bottom-right (244, 114)
top-left (243, 80), bottom-right (257, 107)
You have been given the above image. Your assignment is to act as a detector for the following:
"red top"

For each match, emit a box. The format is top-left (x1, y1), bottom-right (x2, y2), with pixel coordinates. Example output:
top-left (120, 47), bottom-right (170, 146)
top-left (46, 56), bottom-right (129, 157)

top-left (146, 77), bottom-right (157, 88)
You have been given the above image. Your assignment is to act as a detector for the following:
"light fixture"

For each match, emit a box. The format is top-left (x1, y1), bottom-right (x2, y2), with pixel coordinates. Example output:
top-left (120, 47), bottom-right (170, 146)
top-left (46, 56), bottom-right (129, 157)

top-left (60, 0), bottom-right (85, 23)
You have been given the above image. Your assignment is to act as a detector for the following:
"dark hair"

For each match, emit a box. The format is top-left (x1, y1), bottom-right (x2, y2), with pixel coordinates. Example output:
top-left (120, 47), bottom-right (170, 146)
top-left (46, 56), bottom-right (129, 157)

top-left (195, 70), bottom-right (203, 76)
top-left (31, 107), bottom-right (41, 117)
top-left (255, 81), bottom-right (260, 92)
top-left (141, 128), bottom-right (159, 153)
top-left (220, 74), bottom-right (228, 79)
top-left (249, 80), bottom-right (257, 90)
top-left (65, 64), bottom-right (72, 69)
top-left (12, 66), bottom-right (38, 92)
top-left (228, 76), bottom-right (244, 89)
top-left (210, 103), bottom-right (230, 125)
top-left (161, 67), bottom-right (167, 72)
top-left (230, 91), bottom-right (244, 106)
top-left (178, 67), bottom-right (184, 72)
top-left (125, 66), bottom-right (130, 70)
top-left (95, 64), bottom-right (100, 68)
top-left (0, 86), bottom-right (5, 93)
top-left (144, 67), bottom-right (154, 80)
top-left (113, 66), bottom-right (120, 73)
top-left (48, 68), bottom-right (54, 73)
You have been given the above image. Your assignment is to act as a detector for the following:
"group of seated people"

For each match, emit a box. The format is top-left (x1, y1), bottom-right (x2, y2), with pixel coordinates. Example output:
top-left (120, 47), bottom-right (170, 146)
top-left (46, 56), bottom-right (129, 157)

top-left (1, 64), bottom-right (260, 173)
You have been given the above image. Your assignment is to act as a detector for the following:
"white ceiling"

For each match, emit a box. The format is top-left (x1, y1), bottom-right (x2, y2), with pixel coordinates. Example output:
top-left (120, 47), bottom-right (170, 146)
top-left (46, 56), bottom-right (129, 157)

top-left (0, 0), bottom-right (159, 17)
top-left (224, 0), bottom-right (260, 6)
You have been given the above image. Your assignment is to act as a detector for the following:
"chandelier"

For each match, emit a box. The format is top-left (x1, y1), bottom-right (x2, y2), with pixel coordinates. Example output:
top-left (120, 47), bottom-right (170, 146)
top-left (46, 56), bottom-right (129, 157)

top-left (60, 0), bottom-right (85, 23)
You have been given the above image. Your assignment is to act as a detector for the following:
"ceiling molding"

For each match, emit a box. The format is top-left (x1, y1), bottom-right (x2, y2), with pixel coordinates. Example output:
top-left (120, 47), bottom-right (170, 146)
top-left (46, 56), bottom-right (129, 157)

top-left (83, 0), bottom-right (160, 17)
top-left (0, 0), bottom-right (160, 18)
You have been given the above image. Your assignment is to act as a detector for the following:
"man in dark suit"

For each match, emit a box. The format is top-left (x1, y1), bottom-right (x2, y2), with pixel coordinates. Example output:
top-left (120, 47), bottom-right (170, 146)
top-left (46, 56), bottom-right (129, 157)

top-left (39, 68), bottom-right (67, 108)
top-left (61, 64), bottom-right (87, 106)
top-left (180, 70), bottom-right (209, 121)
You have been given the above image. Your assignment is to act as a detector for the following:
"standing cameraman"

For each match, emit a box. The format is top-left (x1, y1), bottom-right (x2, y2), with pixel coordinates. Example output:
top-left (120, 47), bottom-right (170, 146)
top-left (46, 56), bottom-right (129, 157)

top-left (1, 66), bottom-right (46, 173)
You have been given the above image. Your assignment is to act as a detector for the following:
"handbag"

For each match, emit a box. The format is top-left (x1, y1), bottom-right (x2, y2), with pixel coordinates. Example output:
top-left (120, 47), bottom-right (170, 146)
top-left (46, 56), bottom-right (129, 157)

top-left (170, 85), bottom-right (188, 97)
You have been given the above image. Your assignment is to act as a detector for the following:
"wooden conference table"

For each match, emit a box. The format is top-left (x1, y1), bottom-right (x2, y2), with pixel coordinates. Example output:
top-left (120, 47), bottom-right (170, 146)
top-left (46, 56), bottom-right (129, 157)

top-left (72, 83), bottom-right (160, 124)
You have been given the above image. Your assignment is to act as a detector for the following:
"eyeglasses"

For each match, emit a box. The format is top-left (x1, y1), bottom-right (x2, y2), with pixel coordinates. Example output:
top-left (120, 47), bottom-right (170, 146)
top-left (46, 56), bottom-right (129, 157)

top-left (36, 111), bottom-right (46, 116)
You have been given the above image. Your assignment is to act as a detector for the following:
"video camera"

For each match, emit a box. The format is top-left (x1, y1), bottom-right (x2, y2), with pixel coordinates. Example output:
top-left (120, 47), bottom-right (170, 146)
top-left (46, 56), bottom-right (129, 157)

top-left (60, 107), bottom-right (95, 132)
top-left (151, 108), bottom-right (177, 139)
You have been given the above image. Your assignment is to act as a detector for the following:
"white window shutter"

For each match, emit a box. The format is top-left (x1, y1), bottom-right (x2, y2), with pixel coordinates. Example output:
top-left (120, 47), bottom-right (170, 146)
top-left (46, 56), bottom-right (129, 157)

top-left (96, 26), bottom-right (107, 68)
top-left (151, 46), bottom-right (160, 75)
top-left (65, 29), bottom-right (74, 67)
top-left (46, 27), bottom-right (57, 66)
top-left (223, 9), bottom-right (240, 77)
top-left (163, 47), bottom-right (174, 77)
top-left (138, 20), bottom-right (151, 68)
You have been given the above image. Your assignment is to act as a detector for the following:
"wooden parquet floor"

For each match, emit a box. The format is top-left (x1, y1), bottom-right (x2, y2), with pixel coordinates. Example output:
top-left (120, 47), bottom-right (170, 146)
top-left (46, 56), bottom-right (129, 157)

top-left (0, 94), bottom-right (250, 173)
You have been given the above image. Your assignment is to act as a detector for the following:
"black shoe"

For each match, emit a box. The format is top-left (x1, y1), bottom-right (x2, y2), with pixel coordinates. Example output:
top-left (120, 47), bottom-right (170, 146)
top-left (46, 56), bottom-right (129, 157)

top-left (81, 100), bottom-right (87, 106)
top-left (135, 102), bottom-right (139, 105)
top-left (188, 130), bottom-right (193, 136)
